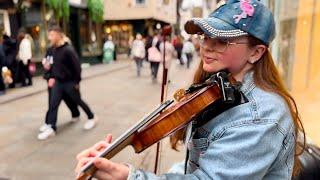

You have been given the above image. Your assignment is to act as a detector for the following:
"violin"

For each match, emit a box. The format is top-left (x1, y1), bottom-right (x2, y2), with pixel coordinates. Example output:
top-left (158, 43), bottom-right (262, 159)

top-left (77, 71), bottom-right (239, 180)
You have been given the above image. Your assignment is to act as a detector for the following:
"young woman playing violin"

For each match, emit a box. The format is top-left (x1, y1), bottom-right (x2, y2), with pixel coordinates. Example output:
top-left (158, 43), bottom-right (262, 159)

top-left (75, 0), bottom-right (305, 179)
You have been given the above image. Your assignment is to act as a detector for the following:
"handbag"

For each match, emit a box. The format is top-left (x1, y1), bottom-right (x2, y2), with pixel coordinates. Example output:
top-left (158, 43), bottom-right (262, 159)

top-left (28, 61), bottom-right (36, 76)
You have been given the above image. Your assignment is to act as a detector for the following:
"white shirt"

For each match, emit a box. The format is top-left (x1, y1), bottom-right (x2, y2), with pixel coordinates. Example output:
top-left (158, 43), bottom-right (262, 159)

top-left (131, 39), bottom-right (145, 59)
top-left (18, 38), bottom-right (32, 65)
top-left (182, 41), bottom-right (195, 54)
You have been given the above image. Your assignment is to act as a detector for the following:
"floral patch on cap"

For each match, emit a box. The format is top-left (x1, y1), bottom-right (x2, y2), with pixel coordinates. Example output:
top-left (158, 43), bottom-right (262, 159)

top-left (233, 0), bottom-right (255, 24)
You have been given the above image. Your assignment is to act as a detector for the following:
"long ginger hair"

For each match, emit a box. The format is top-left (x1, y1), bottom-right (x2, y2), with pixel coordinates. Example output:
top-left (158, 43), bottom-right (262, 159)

top-left (170, 35), bottom-right (305, 176)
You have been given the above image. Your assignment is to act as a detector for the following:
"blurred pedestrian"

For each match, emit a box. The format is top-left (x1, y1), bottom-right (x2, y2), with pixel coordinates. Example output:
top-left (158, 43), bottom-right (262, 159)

top-left (159, 37), bottom-right (175, 70)
top-left (38, 26), bottom-right (97, 140)
top-left (173, 35), bottom-right (184, 65)
top-left (17, 31), bottom-right (33, 86)
top-left (145, 34), bottom-right (153, 62)
top-left (2, 34), bottom-right (18, 88)
top-left (103, 35), bottom-right (115, 64)
top-left (131, 33), bottom-right (145, 77)
top-left (0, 37), bottom-right (5, 94)
top-left (148, 36), bottom-right (162, 83)
top-left (39, 40), bottom-right (81, 134)
top-left (182, 38), bottom-right (195, 68)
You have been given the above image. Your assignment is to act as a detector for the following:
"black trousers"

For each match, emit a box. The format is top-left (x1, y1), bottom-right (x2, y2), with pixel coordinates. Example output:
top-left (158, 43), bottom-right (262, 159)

top-left (21, 60), bottom-right (32, 85)
top-left (47, 81), bottom-right (94, 130)
top-left (150, 62), bottom-right (160, 79)
top-left (45, 87), bottom-right (80, 124)
top-left (186, 53), bottom-right (193, 69)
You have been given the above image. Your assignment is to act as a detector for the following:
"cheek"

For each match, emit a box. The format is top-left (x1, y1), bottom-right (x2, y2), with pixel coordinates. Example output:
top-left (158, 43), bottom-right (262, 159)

top-left (223, 49), bottom-right (249, 72)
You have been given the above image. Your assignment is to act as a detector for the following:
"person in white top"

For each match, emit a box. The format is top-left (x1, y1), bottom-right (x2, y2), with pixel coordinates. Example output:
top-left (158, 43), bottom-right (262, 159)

top-left (159, 38), bottom-right (175, 70)
top-left (131, 33), bottom-right (145, 77)
top-left (17, 31), bottom-right (33, 86)
top-left (182, 39), bottom-right (195, 69)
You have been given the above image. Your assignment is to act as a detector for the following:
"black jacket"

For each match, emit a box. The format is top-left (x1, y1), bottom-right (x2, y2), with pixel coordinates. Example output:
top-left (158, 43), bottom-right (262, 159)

top-left (51, 43), bottom-right (81, 83)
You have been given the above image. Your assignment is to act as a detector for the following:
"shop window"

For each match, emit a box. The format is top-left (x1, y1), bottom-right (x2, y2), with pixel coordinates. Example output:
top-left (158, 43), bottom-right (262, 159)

top-left (79, 10), bottom-right (102, 57)
top-left (103, 23), bottom-right (133, 54)
top-left (21, 4), bottom-right (46, 61)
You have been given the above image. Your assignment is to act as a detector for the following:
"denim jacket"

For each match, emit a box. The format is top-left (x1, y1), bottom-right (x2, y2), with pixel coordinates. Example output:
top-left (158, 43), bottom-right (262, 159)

top-left (127, 72), bottom-right (295, 180)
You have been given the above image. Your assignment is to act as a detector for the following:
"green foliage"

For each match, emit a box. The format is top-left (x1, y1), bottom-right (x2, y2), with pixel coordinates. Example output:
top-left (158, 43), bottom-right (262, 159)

top-left (87, 0), bottom-right (104, 23)
top-left (45, 0), bottom-right (70, 21)
top-left (45, 0), bottom-right (104, 23)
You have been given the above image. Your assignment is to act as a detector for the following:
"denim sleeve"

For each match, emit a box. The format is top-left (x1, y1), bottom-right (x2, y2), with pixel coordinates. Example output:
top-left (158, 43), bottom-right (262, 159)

top-left (128, 120), bottom-right (285, 180)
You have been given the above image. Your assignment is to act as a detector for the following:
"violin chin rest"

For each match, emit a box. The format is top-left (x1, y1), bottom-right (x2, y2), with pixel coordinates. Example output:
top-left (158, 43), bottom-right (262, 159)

top-left (174, 89), bottom-right (186, 102)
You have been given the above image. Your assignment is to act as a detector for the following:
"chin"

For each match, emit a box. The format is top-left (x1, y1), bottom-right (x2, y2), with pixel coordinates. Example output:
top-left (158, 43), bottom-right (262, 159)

top-left (202, 63), bottom-right (222, 73)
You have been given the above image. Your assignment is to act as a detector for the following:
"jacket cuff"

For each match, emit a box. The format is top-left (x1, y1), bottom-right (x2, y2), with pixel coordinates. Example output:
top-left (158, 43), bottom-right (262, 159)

top-left (125, 163), bottom-right (136, 180)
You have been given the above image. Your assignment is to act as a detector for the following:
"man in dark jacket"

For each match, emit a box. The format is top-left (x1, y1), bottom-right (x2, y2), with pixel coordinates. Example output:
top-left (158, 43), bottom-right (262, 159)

top-left (38, 26), bottom-right (97, 140)
top-left (2, 35), bottom-right (17, 88)
top-left (39, 45), bottom-right (81, 133)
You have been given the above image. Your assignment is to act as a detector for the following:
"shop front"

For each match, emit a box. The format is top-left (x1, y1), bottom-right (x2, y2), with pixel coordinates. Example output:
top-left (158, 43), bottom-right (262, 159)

top-left (103, 19), bottom-right (169, 56)
top-left (20, 1), bottom-right (47, 62)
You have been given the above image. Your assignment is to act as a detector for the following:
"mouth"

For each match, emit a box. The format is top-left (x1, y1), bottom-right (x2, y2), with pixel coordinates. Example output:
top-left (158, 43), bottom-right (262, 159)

top-left (203, 56), bottom-right (217, 64)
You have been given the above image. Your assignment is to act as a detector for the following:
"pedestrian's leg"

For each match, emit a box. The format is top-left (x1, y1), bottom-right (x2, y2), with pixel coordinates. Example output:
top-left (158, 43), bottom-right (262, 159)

top-left (150, 62), bottom-right (155, 78)
top-left (65, 83), bottom-right (94, 119)
top-left (38, 83), bottom-right (63, 140)
top-left (134, 58), bottom-right (140, 76)
top-left (136, 58), bottom-right (143, 77)
top-left (62, 92), bottom-right (80, 118)
top-left (44, 87), bottom-right (52, 124)
top-left (154, 62), bottom-right (160, 78)
top-left (178, 51), bottom-right (184, 65)
top-left (26, 60), bottom-right (32, 85)
top-left (186, 53), bottom-right (191, 69)
top-left (150, 62), bottom-right (154, 76)
top-left (47, 83), bottom-right (63, 131)
top-left (19, 62), bottom-right (27, 86)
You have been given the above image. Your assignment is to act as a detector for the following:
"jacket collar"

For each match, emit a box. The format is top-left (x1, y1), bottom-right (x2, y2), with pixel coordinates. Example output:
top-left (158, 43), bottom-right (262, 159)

top-left (240, 71), bottom-right (256, 95)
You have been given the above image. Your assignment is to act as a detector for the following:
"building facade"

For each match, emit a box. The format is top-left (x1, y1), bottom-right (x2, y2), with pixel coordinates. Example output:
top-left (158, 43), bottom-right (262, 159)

top-left (266, 0), bottom-right (320, 91)
top-left (103, 0), bottom-right (177, 54)
top-left (0, 0), bottom-right (103, 63)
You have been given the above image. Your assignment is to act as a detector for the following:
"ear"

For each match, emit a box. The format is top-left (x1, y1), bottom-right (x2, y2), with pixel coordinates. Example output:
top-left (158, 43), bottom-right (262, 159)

top-left (248, 45), bottom-right (267, 64)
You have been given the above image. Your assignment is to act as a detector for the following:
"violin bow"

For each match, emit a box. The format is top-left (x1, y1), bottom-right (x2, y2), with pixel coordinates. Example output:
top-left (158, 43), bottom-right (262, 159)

top-left (154, 25), bottom-right (172, 174)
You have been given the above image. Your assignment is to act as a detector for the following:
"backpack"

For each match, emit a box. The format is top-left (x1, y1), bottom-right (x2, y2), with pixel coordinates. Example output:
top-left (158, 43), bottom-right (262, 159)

top-left (148, 46), bottom-right (161, 62)
top-left (293, 143), bottom-right (320, 180)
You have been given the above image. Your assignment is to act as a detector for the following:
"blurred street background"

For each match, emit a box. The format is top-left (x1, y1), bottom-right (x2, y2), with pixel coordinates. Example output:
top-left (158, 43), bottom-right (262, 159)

top-left (0, 0), bottom-right (319, 179)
